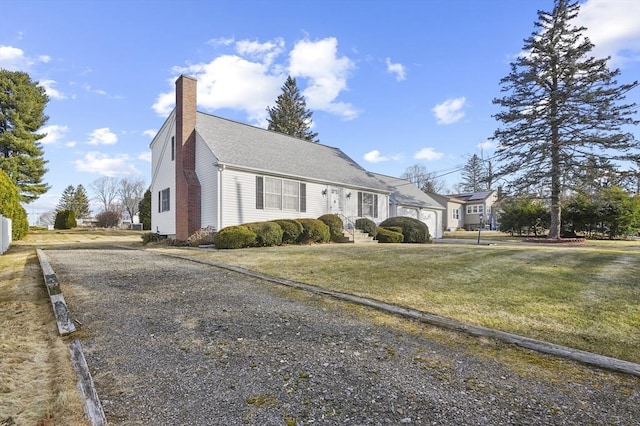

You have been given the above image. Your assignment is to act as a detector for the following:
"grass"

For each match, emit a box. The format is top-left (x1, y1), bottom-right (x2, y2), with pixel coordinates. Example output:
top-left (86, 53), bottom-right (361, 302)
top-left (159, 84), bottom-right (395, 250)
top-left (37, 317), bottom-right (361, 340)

top-left (154, 239), bottom-right (640, 364)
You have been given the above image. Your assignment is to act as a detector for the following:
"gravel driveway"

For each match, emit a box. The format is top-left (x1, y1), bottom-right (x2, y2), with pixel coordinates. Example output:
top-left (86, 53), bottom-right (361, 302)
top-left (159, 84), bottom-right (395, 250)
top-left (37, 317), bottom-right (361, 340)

top-left (46, 247), bottom-right (639, 425)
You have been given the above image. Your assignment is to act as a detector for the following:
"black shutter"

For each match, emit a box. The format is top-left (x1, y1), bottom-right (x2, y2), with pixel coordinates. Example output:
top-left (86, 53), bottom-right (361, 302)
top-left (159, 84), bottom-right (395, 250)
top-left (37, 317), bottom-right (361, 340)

top-left (300, 183), bottom-right (306, 212)
top-left (158, 191), bottom-right (161, 213)
top-left (357, 192), bottom-right (362, 217)
top-left (373, 194), bottom-right (378, 218)
top-left (256, 176), bottom-right (264, 209)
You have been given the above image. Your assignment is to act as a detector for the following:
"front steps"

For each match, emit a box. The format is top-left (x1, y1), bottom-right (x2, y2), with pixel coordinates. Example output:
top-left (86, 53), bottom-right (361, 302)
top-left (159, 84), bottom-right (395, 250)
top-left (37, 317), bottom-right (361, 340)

top-left (340, 229), bottom-right (378, 244)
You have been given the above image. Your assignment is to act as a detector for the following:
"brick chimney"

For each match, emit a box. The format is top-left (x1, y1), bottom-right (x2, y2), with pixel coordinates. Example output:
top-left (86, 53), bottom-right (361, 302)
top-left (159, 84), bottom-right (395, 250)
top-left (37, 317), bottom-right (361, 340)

top-left (175, 75), bottom-right (201, 241)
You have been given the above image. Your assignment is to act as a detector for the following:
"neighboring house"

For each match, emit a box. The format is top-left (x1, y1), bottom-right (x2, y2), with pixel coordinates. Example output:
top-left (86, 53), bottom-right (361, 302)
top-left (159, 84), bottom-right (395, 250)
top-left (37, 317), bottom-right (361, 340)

top-left (433, 191), bottom-right (499, 231)
top-left (150, 75), bottom-right (393, 240)
top-left (373, 173), bottom-right (445, 239)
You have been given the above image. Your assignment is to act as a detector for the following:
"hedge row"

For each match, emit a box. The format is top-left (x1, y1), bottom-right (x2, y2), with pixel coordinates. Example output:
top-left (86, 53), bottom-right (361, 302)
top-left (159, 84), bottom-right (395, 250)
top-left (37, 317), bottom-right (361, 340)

top-left (213, 214), bottom-right (431, 249)
top-left (214, 216), bottom-right (334, 249)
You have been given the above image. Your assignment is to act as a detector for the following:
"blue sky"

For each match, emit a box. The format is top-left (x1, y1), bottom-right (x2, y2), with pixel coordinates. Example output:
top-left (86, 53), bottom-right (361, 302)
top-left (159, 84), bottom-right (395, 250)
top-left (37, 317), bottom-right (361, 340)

top-left (1, 0), bottom-right (639, 223)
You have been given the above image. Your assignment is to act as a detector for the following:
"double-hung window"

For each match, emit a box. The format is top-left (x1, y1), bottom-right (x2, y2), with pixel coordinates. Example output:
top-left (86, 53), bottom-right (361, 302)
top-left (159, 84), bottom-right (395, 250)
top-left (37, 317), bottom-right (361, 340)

top-left (256, 176), bottom-right (306, 212)
top-left (452, 208), bottom-right (460, 219)
top-left (358, 192), bottom-right (378, 218)
top-left (264, 177), bottom-right (282, 209)
top-left (159, 188), bottom-right (170, 212)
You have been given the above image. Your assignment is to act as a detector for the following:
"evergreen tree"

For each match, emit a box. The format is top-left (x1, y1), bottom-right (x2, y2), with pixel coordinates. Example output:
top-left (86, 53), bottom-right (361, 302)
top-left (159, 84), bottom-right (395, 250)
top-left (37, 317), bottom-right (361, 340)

top-left (0, 169), bottom-right (28, 240)
top-left (0, 70), bottom-right (51, 203)
top-left (459, 154), bottom-right (488, 193)
top-left (266, 76), bottom-right (319, 143)
top-left (491, 0), bottom-right (639, 239)
top-left (138, 188), bottom-right (151, 230)
top-left (73, 184), bottom-right (91, 219)
top-left (57, 185), bottom-right (76, 211)
top-left (56, 185), bottom-right (91, 219)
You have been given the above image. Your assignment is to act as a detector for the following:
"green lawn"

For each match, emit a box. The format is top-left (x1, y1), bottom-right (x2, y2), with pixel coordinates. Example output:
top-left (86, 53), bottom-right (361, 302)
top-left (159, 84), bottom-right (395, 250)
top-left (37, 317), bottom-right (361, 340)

top-left (156, 240), bottom-right (640, 363)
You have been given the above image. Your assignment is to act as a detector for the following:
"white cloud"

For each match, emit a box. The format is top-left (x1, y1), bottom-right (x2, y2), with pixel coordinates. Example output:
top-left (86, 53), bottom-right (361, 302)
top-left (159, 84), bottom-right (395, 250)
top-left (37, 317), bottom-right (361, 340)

top-left (153, 54), bottom-right (282, 123)
top-left (385, 57), bottom-right (406, 81)
top-left (576, 0), bottom-right (640, 67)
top-left (0, 45), bottom-right (31, 70)
top-left (65, 141), bottom-right (76, 148)
top-left (414, 147), bottom-right (444, 161)
top-left (87, 128), bottom-right (118, 145)
top-left (40, 79), bottom-right (66, 100)
top-left (0, 45), bottom-right (51, 71)
top-left (477, 140), bottom-right (495, 150)
top-left (236, 38), bottom-right (285, 67)
top-left (152, 36), bottom-right (358, 123)
top-left (364, 150), bottom-right (388, 163)
top-left (432, 97), bottom-right (467, 125)
top-left (73, 151), bottom-right (140, 177)
top-left (289, 37), bottom-right (358, 120)
top-left (40, 124), bottom-right (69, 145)
top-left (143, 129), bottom-right (157, 138)
top-left (363, 150), bottom-right (402, 163)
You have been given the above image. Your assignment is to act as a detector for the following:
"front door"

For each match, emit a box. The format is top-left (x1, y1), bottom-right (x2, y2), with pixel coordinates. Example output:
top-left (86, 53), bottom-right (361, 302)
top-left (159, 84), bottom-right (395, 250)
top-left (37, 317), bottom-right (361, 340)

top-left (330, 188), bottom-right (343, 215)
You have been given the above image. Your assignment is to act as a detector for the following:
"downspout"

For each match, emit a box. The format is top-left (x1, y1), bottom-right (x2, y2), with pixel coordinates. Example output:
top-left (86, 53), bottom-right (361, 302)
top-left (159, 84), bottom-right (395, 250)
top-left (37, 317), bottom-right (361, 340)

top-left (216, 164), bottom-right (224, 230)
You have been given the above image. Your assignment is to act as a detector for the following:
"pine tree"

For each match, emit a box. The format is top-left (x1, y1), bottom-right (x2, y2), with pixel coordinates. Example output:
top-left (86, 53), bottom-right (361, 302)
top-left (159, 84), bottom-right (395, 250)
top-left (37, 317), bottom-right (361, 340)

top-left (73, 184), bottom-right (91, 219)
top-left (491, 0), bottom-right (639, 239)
top-left (266, 76), bottom-right (319, 143)
top-left (56, 184), bottom-right (91, 219)
top-left (57, 185), bottom-right (76, 211)
top-left (459, 154), bottom-right (488, 193)
top-left (0, 70), bottom-right (50, 202)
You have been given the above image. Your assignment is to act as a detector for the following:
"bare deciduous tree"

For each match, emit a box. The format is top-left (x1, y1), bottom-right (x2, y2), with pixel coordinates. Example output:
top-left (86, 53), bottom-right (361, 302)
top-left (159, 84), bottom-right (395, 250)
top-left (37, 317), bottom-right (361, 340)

top-left (90, 177), bottom-right (119, 212)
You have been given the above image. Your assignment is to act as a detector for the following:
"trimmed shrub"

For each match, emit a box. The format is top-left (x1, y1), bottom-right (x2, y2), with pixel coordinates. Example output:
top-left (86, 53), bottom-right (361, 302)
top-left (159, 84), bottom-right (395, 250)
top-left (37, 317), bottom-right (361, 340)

top-left (355, 217), bottom-right (377, 238)
top-left (379, 216), bottom-right (430, 243)
top-left (317, 214), bottom-right (345, 242)
top-left (0, 170), bottom-right (29, 240)
top-left (95, 211), bottom-right (119, 228)
top-left (213, 225), bottom-right (257, 249)
top-left (383, 226), bottom-right (403, 235)
top-left (376, 227), bottom-right (404, 243)
top-left (272, 219), bottom-right (303, 244)
top-left (245, 221), bottom-right (284, 247)
top-left (297, 218), bottom-right (330, 244)
top-left (54, 210), bottom-right (77, 230)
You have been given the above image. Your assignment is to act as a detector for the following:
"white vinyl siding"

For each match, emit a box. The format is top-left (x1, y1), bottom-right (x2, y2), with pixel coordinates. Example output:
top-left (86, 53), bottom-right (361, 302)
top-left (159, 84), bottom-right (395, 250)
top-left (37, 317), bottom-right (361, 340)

top-left (195, 135), bottom-right (219, 229)
top-left (150, 110), bottom-right (177, 236)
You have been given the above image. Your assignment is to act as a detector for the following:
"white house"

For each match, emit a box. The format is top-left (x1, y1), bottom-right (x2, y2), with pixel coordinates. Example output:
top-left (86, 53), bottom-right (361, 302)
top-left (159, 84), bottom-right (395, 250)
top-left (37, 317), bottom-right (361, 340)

top-left (431, 191), bottom-right (499, 231)
top-left (150, 75), bottom-right (394, 240)
top-left (372, 173), bottom-right (445, 239)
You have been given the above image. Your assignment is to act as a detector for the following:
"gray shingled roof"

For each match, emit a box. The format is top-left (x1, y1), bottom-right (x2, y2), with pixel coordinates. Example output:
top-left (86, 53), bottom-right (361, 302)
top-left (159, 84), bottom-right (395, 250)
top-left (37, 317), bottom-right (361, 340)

top-left (195, 112), bottom-right (389, 192)
top-left (373, 173), bottom-right (444, 209)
